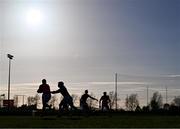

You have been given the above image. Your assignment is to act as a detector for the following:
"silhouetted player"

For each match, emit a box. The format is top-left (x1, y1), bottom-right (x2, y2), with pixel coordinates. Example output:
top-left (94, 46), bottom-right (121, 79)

top-left (37, 79), bottom-right (51, 110)
top-left (51, 81), bottom-right (76, 110)
top-left (80, 90), bottom-right (98, 111)
top-left (99, 92), bottom-right (111, 111)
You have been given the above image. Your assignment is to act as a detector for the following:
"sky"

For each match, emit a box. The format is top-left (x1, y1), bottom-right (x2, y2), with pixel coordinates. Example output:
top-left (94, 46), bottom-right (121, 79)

top-left (0, 0), bottom-right (180, 106)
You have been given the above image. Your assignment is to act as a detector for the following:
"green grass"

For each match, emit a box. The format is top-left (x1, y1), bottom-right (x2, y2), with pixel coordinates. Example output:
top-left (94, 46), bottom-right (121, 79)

top-left (0, 115), bottom-right (180, 128)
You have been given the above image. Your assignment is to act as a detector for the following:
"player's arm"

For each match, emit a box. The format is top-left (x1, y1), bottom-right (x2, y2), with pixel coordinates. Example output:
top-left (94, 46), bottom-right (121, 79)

top-left (99, 97), bottom-right (102, 102)
top-left (108, 96), bottom-right (111, 103)
top-left (89, 95), bottom-right (98, 101)
top-left (37, 85), bottom-right (42, 93)
top-left (51, 89), bottom-right (61, 94)
top-left (99, 97), bottom-right (102, 105)
top-left (99, 97), bottom-right (103, 108)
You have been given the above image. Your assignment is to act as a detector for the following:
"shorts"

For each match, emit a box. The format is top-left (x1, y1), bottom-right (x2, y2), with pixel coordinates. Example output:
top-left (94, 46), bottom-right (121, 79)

top-left (42, 93), bottom-right (51, 105)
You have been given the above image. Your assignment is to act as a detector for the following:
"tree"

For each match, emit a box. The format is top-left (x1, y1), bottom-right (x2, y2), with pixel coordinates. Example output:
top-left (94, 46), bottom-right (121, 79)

top-left (35, 94), bottom-right (41, 109)
top-left (109, 91), bottom-right (120, 109)
top-left (150, 92), bottom-right (163, 110)
top-left (142, 106), bottom-right (150, 112)
top-left (163, 103), bottom-right (170, 110)
top-left (135, 105), bottom-right (142, 112)
top-left (125, 94), bottom-right (139, 111)
top-left (27, 94), bottom-right (41, 109)
top-left (71, 94), bottom-right (79, 107)
top-left (172, 96), bottom-right (180, 107)
top-left (27, 96), bottom-right (37, 106)
top-left (49, 95), bottom-right (59, 109)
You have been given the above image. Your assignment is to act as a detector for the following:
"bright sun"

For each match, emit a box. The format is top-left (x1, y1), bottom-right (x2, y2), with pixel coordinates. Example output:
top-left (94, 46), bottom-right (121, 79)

top-left (26, 9), bottom-right (43, 26)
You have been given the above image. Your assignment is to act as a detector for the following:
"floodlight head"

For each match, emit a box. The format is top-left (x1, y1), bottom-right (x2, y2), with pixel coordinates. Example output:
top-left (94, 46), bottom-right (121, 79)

top-left (7, 54), bottom-right (14, 59)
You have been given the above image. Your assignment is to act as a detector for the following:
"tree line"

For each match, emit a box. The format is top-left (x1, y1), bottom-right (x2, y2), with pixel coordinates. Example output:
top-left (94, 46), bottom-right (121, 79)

top-left (26, 91), bottom-right (180, 112)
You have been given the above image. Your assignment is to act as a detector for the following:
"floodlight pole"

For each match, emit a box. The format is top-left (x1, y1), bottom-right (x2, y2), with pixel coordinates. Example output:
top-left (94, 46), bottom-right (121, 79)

top-left (147, 86), bottom-right (149, 106)
top-left (166, 86), bottom-right (168, 104)
top-left (115, 73), bottom-right (118, 110)
top-left (7, 54), bottom-right (13, 108)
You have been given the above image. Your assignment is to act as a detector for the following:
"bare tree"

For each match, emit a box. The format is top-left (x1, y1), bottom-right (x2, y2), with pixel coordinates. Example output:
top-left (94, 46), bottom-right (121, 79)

top-left (109, 91), bottom-right (115, 109)
top-left (150, 92), bottom-right (163, 110)
top-left (27, 94), bottom-right (41, 107)
top-left (27, 96), bottom-right (37, 106)
top-left (109, 91), bottom-right (120, 109)
top-left (172, 96), bottom-right (180, 107)
top-left (71, 94), bottom-right (79, 107)
top-left (125, 94), bottom-right (139, 111)
top-left (34, 94), bottom-right (41, 109)
top-left (49, 95), bottom-right (59, 109)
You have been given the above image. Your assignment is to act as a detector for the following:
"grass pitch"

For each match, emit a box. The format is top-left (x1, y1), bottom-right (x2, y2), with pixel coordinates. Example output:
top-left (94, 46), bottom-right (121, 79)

top-left (0, 114), bottom-right (180, 128)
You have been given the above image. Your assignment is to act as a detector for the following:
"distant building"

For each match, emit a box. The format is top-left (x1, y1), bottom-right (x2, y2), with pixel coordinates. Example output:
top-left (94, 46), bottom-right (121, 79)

top-left (14, 95), bottom-right (27, 107)
top-left (0, 94), bottom-right (5, 107)
top-left (3, 100), bottom-right (14, 107)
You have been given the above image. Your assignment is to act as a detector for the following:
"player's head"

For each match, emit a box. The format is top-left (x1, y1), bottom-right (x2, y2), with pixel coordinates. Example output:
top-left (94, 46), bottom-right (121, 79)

top-left (85, 90), bottom-right (88, 94)
top-left (103, 92), bottom-right (107, 96)
top-left (58, 81), bottom-right (64, 88)
top-left (42, 79), bottom-right (46, 84)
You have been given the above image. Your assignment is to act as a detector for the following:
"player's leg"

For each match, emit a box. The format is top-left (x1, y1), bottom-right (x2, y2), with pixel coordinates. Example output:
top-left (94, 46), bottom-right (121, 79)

top-left (42, 94), bottom-right (46, 111)
top-left (68, 96), bottom-right (77, 110)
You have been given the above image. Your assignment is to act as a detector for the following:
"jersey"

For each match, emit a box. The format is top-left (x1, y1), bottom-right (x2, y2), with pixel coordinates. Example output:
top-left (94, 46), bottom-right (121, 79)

top-left (80, 94), bottom-right (90, 104)
top-left (37, 84), bottom-right (50, 94)
top-left (55, 85), bottom-right (71, 98)
top-left (100, 95), bottom-right (110, 105)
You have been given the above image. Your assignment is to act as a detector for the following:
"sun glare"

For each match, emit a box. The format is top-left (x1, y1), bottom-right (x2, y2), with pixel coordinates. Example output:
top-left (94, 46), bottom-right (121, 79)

top-left (26, 9), bottom-right (43, 26)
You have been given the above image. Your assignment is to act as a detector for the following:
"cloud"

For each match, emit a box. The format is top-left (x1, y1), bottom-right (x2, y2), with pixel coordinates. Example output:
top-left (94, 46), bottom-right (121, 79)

top-left (13, 83), bottom-right (39, 86)
top-left (89, 81), bottom-right (149, 85)
top-left (157, 75), bottom-right (180, 79)
top-left (166, 75), bottom-right (180, 78)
